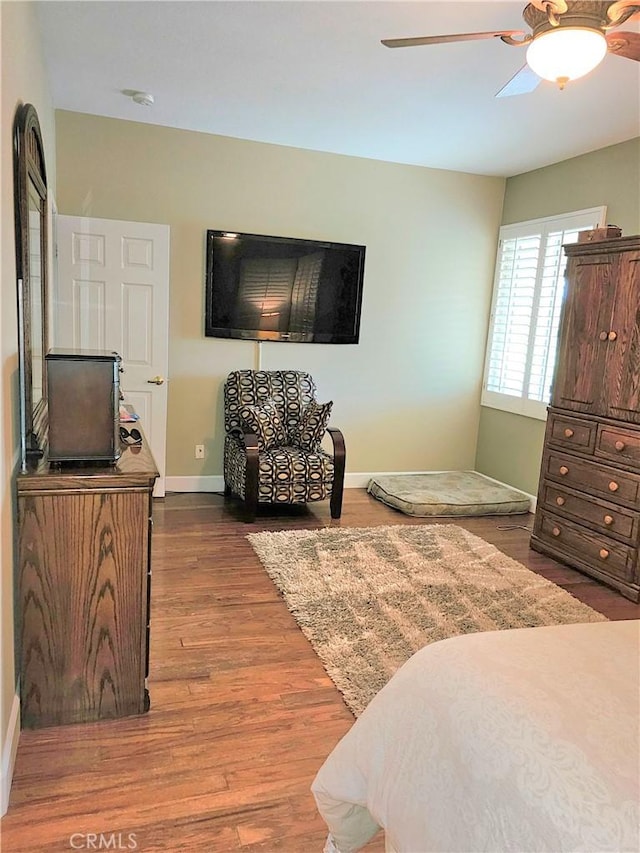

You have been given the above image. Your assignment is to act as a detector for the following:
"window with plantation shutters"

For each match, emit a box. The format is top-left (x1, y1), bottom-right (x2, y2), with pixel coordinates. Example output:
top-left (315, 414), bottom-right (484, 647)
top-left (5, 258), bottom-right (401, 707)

top-left (482, 206), bottom-right (606, 419)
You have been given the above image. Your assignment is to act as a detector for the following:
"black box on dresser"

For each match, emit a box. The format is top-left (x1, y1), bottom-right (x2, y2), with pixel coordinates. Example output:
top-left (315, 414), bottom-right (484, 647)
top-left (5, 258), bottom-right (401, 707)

top-left (46, 348), bottom-right (122, 463)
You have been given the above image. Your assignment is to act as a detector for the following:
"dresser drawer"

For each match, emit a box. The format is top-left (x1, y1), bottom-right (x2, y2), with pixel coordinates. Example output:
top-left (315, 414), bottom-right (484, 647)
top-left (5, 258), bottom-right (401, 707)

top-left (547, 412), bottom-right (596, 454)
top-left (544, 450), bottom-right (640, 508)
top-left (596, 424), bottom-right (640, 470)
top-left (536, 509), bottom-right (637, 583)
top-left (540, 481), bottom-right (639, 542)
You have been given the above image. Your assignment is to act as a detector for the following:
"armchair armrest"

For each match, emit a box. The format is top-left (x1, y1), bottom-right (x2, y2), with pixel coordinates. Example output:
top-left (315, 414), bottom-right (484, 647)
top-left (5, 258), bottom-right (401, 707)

top-left (226, 428), bottom-right (259, 521)
top-left (327, 426), bottom-right (345, 456)
top-left (327, 427), bottom-right (346, 520)
top-left (241, 431), bottom-right (259, 451)
top-left (228, 427), bottom-right (259, 450)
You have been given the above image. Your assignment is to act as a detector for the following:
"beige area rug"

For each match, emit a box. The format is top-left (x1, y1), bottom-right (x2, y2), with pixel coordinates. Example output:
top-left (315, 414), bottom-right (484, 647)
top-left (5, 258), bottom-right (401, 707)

top-left (247, 524), bottom-right (606, 715)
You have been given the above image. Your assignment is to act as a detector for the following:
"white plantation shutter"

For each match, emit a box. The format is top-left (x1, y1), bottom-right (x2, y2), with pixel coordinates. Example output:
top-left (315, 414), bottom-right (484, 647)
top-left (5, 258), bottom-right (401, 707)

top-left (486, 234), bottom-right (540, 397)
top-left (482, 207), bottom-right (606, 419)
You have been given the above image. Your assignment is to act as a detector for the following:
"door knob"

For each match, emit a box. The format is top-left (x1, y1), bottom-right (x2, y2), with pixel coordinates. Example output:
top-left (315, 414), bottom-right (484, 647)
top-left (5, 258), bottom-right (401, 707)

top-left (147, 376), bottom-right (165, 385)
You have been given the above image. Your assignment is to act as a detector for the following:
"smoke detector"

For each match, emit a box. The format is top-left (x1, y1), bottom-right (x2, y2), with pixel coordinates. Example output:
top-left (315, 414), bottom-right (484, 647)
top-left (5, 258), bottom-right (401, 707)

top-left (132, 91), bottom-right (154, 107)
top-left (122, 89), bottom-right (155, 107)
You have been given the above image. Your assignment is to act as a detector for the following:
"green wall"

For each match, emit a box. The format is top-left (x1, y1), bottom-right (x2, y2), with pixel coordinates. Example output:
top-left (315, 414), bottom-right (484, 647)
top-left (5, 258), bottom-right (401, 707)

top-left (55, 112), bottom-right (505, 482)
top-left (475, 138), bottom-right (640, 496)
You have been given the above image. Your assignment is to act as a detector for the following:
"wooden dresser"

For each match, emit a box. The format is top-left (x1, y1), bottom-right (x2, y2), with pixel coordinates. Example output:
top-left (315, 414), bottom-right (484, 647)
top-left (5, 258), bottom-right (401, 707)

top-left (16, 433), bottom-right (158, 727)
top-left (531, 234), bottom-right (640, 602)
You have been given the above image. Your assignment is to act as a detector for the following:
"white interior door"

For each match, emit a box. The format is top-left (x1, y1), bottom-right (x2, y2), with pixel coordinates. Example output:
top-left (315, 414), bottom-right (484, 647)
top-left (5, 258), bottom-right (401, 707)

top-left (54, 215), bottom-right (170, 496)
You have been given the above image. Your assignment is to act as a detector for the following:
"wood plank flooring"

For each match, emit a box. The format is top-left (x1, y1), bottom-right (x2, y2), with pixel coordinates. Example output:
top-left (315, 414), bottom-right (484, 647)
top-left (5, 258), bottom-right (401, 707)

top-left (3, 490), bottom-right (639, 852)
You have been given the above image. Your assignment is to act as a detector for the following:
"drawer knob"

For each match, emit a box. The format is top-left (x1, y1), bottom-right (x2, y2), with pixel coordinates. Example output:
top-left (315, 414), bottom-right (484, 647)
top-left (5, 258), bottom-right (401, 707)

top-left (564, 428), bottom-right (574, 438)
top-left (614, 440), bottom-right (626, 452)
top-left (608, 331), bottom-right (617, 342)
top-left (599, 548), bottom-right (610, 560)
top-left (552, 526), bottom-right (561, 537)
top-left (556, 496), bottom-right (566, 506)
top-left (608, 481), bottom-right (619, 492)
top-left (599, 331), bottom-right (608, 341)
top-left (603, 514), bottom-right (614, 526)
top-left (559, 466), bottom-right (569, 475)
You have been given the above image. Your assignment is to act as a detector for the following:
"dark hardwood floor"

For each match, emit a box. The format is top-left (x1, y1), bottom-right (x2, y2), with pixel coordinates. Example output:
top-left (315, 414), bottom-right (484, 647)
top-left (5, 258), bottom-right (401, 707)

top-left (3, 490), bottom-right (638, 852)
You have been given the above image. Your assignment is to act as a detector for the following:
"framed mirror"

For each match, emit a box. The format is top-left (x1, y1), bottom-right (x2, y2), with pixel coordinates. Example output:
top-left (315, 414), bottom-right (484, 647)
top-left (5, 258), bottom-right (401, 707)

top-left (14, 103), bottom-right (48, 469)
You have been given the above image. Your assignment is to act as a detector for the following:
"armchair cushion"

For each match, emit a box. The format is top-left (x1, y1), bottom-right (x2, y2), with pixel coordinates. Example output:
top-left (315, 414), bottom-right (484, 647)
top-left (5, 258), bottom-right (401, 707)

top-left (239, 399), bottom-right (287, 451)
top-left (224, 436), bottom-right (334, 504)
top-left (289, 400), bottom-right (333, 452)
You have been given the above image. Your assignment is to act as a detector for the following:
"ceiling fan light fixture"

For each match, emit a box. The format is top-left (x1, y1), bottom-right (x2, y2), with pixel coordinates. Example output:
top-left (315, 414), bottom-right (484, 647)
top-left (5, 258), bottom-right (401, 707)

top-left (526, 27), bottom-right (608, 86)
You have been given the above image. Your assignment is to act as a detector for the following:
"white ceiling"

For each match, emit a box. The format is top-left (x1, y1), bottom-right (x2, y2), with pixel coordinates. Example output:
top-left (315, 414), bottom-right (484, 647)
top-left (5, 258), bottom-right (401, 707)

top-left (36, 0), bottom-right (640, 177)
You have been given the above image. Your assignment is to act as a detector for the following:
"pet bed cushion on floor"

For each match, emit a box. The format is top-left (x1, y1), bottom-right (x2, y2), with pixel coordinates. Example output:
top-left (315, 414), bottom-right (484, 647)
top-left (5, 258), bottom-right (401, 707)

top-left (367, 471), bottom-right (530, 517)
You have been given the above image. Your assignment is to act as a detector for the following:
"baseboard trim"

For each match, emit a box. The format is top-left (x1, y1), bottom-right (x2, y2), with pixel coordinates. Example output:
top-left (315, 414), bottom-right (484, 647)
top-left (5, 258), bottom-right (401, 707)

top-left (165, 472), bottom-right (446, 493)
top-left (165, 475), bottom-right (225, 493)
top-left (165, 470), bottom-right (536, 511)
top-left (1, 690), bottom-right (20, 816)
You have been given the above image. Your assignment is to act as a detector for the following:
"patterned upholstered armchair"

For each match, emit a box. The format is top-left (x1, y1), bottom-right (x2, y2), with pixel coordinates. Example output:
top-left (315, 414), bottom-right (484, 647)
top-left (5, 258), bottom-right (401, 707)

top-left (223, 370), bottom-right (346, 522)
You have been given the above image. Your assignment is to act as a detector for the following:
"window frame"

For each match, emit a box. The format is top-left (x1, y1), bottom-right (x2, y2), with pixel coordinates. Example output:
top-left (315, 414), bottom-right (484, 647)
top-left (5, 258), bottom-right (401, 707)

top-left (481, 206), bottom-right (607, 420)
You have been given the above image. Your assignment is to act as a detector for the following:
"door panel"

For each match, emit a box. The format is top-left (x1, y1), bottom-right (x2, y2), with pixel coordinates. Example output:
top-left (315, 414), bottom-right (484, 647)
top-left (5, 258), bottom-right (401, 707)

top-left (551, 255), bottom-right (612, 413)
top-left (123, 390), bottom-right (153, 433)
top-left (603, 253), bottom-right (640, 423)
top-left (55, 216), bottom-right (169, 495)
top-left (71, 279), bottom-right (106, 349)
top-left (122, 283), bottom-right (153, 363)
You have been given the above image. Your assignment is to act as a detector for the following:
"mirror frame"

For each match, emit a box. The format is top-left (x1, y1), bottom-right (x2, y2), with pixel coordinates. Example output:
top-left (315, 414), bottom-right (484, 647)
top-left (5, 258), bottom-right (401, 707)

top-left (14, 103), bottom-right (48, 469)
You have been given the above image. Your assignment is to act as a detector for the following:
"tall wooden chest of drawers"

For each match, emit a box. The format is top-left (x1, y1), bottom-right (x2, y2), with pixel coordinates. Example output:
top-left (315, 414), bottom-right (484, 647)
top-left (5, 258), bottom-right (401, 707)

top-left (16, 434), bottom-right (158, 727)
top-left (531, 234), bottom-right (640, 602)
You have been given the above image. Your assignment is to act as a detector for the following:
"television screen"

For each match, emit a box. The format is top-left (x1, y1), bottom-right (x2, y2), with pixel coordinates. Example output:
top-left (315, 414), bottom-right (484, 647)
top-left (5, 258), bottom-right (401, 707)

top-left (205, 230), bottom-right (365, 344)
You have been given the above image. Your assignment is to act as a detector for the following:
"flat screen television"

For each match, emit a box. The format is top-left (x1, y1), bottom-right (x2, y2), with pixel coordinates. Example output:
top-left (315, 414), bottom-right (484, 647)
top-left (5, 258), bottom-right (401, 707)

top-left (205, 230), bottom-right (366, 344)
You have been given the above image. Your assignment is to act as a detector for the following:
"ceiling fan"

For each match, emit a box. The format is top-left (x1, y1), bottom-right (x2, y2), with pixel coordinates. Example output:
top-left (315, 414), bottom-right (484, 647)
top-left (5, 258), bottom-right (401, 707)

top-left (381, 0), bottom-right (640, 97)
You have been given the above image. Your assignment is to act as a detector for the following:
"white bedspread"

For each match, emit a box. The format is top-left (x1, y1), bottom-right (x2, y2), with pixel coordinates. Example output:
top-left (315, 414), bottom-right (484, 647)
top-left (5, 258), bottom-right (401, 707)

top-left (312, 620), bottom-right (640, 853)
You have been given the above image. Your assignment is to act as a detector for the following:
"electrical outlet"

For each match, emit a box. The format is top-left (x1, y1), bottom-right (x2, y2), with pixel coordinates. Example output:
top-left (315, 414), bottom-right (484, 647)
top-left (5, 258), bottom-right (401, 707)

top-left (195, 444), bottom-right (205, 459)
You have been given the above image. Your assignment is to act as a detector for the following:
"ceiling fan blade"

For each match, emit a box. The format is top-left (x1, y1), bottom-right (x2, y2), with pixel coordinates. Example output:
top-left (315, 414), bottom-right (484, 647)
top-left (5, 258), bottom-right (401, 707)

top-left (606, 30), bottom-right (640, 60)
top-left (607, 0), bottom-right (640, 27)
top-left (381, 30), bottom-right (525, 49)
top-left (495, 64), bottom-right (542, 98)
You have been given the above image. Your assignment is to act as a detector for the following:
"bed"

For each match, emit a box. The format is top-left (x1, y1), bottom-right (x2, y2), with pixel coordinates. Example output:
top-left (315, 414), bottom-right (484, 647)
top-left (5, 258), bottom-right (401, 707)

top-left (312, 620), bottom-right (640, 853)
